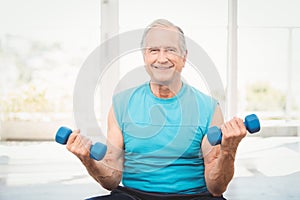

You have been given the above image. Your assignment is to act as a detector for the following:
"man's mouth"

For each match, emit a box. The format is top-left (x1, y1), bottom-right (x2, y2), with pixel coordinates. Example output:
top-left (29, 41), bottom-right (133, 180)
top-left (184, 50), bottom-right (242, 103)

top-left (151, 65), bottom-right (174, 70)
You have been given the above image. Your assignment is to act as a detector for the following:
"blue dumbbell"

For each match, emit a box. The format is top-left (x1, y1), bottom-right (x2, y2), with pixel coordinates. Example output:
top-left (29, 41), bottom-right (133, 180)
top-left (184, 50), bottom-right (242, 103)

top-left (55, 126), bottom-right (107, 161)
top-left (207, 114), bottom-right (260, 146)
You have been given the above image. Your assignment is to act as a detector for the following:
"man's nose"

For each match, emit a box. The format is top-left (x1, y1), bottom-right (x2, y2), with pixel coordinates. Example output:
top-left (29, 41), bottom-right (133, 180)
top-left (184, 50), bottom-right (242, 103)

top-left (157, 50), bottom-right (168, 63)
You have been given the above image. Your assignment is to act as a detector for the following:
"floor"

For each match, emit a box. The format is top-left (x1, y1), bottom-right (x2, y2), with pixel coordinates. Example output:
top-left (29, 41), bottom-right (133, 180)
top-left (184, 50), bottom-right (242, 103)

top-left (1, 136), bottom-right (300, 200)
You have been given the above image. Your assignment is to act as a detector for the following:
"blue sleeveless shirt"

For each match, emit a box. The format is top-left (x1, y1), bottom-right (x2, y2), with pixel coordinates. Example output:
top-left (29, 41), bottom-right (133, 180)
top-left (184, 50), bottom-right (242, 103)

top-left (113, 82), bottom-right (217, 194)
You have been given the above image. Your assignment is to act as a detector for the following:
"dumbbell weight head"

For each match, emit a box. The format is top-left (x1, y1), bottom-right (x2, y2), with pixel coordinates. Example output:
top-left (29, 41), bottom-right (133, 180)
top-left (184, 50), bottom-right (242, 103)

top-left (55, 126), bottom-right (107, 161)
top-left (207, 126), bottom-right (222, 146)
top-left (55, 126), bottom-right (72, 144)
top-left (90, 142), bottom-right (107, 160)
top-left (244, 114), bottom-right (260, 133)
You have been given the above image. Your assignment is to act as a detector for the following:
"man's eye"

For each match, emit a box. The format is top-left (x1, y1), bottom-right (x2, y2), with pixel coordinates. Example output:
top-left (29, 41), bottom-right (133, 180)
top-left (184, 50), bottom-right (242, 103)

top-left (150, 49), bottom-right (158, 53)
top-left (167, 48), bottom-right (176, 52)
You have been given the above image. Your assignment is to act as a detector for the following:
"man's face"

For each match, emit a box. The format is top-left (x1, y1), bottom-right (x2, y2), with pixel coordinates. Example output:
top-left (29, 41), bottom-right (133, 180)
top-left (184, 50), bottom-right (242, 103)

top-left (143, 27), bottom-right (187, 86)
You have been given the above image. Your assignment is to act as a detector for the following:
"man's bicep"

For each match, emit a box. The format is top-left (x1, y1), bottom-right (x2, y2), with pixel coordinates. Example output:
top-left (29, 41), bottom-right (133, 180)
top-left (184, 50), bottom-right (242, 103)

top-left (210, 104), bottom-right (224, 128)
top-left (106, 106), bottom-right (124, 161)
top-left (201, 105), bottom-right (223, 165)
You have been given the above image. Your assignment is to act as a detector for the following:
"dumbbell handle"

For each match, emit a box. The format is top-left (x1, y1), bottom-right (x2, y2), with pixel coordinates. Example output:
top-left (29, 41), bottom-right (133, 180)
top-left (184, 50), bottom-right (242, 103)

top-left (207, 114), bottom-right (260, 146)
top-left (55, 126), bottom-right (107, 161)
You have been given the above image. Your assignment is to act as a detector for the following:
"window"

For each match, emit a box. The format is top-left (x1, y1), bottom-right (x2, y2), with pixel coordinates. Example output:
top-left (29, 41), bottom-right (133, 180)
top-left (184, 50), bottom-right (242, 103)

top-left (238, 0), bottom-right (300, 119)
top-left (0, 0), bottom-right (100, 140)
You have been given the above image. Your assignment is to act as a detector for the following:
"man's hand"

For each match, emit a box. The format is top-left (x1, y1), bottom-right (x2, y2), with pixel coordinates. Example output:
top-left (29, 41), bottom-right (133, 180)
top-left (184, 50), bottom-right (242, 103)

top-left (66, 130), bottom-right (93, 163)
top-left (220, 117), bottom-right (247, 153)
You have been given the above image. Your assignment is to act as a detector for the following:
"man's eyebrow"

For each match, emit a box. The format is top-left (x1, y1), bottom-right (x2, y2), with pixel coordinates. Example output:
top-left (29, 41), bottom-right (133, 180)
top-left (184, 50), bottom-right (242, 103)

top-left (165, 46), bottom-right (177, 49)
top-left (147, 46), bottom-right (178, 49)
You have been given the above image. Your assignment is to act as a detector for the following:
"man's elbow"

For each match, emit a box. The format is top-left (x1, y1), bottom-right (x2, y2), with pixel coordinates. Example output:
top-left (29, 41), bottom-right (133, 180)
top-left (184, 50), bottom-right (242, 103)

top-left (207, 185), bottom-right (227, 197)
top-left (100, 181), bottom-right (119, 191)
top-left (95, 173), bottom-right (122, 191)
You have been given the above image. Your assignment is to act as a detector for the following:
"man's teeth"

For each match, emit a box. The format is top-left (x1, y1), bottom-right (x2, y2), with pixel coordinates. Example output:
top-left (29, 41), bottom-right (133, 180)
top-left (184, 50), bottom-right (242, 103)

top-left (154, 66), bottom-right (173, 69)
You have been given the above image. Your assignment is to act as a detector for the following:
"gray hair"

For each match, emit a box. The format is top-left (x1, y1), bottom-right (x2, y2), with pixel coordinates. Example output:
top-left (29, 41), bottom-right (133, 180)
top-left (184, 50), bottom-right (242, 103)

top-left (140, 19), bottom-right (187, 54)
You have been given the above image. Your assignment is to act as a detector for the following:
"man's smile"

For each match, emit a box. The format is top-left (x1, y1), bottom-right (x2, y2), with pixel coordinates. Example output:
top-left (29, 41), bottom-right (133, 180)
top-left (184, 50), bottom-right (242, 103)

top-left (151, 64), bottom-right (174, 70)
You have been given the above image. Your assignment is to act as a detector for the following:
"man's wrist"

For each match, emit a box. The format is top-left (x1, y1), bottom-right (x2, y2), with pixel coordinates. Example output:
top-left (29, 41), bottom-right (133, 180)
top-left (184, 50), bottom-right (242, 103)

top-left (220, 147), bottom-right (237, 161)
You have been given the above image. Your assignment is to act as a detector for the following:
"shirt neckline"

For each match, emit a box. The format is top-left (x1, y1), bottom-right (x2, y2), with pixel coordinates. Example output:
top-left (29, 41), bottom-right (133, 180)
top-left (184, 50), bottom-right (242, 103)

top-left (146, 81), bottom-right (186, 104)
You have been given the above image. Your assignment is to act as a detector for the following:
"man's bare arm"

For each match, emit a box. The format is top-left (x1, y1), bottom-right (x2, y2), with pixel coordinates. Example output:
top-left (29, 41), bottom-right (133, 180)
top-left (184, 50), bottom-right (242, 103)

top-left (202, 105), bottom-right (247, 196)
top-left (66, 106), bottom-right (124, 190)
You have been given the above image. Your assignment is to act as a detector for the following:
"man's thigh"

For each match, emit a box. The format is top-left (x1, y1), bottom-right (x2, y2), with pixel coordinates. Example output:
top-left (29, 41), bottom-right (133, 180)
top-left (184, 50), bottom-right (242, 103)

top-left (85, 189), bottom-right (140, 200)
top-left (85, 187), bottom-right (226, 200)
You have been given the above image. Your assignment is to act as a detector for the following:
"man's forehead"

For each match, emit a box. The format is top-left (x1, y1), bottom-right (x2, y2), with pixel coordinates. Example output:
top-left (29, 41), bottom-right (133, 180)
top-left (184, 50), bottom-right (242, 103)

top-left (146, 26), bottom-right (180, 38)
top-left (145, 27), bottom-right (180, 47)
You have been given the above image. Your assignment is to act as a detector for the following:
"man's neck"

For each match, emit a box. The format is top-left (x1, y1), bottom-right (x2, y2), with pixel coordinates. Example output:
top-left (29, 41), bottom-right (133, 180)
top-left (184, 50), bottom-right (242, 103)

top-left (150, 81), bottom-right (182, 98)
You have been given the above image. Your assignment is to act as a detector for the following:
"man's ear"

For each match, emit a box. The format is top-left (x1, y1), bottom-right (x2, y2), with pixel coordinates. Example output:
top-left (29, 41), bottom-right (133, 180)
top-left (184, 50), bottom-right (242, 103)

top-left (182, 50), bottom-right (188, 65)
top-left (184, 50), bottom-right (188, 59)
top-left (142, 50), bottom-right (146, 61)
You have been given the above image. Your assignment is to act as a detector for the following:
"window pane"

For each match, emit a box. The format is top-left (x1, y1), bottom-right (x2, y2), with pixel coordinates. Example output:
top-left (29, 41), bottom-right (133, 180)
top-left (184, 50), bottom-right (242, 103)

top-left (291, 29), bottom-right (300, 117)
top-left (238, 0), bottom-right (300, 119)
top-left (239, 0), bottom-right (300, 27)
top-left (238, 28), bottom-right (289, 114)
top-left (0, 0), bottom-right (100, 139)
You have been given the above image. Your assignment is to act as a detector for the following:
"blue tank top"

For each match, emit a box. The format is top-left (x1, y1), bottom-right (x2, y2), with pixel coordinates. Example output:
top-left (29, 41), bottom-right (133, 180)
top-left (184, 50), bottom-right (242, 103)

top-left (113, 82), bottom-right (217, 194)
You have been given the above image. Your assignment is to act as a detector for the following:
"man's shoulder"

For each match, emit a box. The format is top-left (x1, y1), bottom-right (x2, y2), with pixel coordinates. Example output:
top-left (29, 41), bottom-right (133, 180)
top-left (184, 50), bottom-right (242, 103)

top-left (184, 83), bottom-right (211, 99)
top-left (113, 82), bottom-right (148, 100)
top-left (184, 83), bottom-right (218, 107)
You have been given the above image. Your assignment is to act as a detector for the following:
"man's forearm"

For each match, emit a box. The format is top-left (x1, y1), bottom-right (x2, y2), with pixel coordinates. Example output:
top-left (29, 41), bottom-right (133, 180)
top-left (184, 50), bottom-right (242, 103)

top-left (81, 157), bottom-right (123, 191)
top-left (205, 148), bottom-right (236, 196)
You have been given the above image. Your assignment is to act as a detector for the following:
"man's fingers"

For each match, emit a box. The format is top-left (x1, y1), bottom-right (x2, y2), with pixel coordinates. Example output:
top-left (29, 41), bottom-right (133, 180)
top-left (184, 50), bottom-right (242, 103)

top-left (230, 118), bottom-right (240, 135)
top-left (236, 117), bottom-right (247, 132)
top-left (65, 129), bottom-right (92, 158)
top-left (221, 117), bottom-right (247, 142)
top-left (66, 130), bottom-right (80, 147)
